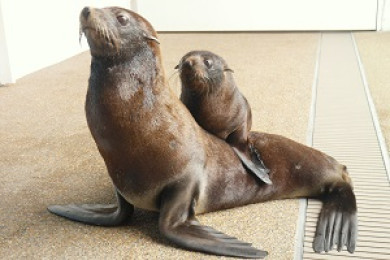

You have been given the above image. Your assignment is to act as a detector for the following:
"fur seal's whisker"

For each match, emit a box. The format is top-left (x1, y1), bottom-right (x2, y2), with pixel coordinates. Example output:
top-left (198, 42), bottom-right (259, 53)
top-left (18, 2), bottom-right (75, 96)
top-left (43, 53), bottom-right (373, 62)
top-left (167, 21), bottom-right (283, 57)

top-left (108, 30), bottom-right (115, 43)
top-left (167, 72), bottom-right (181, 91)
top-left (104, 26), bottom-right (110, 41)
top-left (79, 27), bottom-right (83, 45)
top-left (112, 32), bottom-right (121, 54)
top-left (101, 24), bottom-right (107, 40)
top-left (97, 21), bottom-right (105, 40)
top-left (168, 70), bottom-right (179, 82)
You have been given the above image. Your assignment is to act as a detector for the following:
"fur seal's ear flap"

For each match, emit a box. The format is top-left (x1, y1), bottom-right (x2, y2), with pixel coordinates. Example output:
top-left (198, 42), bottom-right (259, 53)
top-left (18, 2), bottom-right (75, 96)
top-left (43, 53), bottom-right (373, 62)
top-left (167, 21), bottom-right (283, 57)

top-left (144, 33), bottom-right (160, 44)
top-left (224, 68), bottom-right (234, 73)
top-left (174, 64), bottom-right (179, 69)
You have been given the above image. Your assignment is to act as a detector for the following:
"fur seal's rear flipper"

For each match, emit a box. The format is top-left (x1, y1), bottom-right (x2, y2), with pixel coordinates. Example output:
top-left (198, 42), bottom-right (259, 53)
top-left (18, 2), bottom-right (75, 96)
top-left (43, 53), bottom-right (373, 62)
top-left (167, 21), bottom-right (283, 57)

top-left (313, 182), bottom-right (357, 253)
top-left (159, 181), bottom-right (268, 259)
top-left (47, 190), bottom-right (134, 226)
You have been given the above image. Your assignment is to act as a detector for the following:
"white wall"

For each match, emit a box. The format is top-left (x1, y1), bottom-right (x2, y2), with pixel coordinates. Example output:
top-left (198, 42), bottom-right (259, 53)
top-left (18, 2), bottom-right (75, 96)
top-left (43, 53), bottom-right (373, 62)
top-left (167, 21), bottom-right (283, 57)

top-left (0, 0), bottom-right (130, 84)
top-left (378, 0), bottom-right (390, 30)
top-left (0, 0), bottom-right (12, 83)
top-left (2, 0), bottom-right (390, 84)
top-left (135, 0), bottom-right (378, 31)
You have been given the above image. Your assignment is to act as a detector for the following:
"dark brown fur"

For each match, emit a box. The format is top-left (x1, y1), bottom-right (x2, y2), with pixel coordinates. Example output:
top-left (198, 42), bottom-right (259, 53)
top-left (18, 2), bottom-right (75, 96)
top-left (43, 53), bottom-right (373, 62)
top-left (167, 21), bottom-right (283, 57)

top-left (178, 51), bottom-right (248, 141)
top-left (48, 7), bottom-right (357, 258)
top-left (178, 51), bottom-right (271, 184)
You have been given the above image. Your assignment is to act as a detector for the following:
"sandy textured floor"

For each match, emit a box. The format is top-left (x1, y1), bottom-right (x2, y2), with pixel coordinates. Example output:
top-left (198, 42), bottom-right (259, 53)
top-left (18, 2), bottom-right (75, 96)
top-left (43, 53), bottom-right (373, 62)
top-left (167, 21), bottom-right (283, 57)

top-left (355, 32), bottom-right (390, 154)
top-left (0, 33), bottom-right (318, 259)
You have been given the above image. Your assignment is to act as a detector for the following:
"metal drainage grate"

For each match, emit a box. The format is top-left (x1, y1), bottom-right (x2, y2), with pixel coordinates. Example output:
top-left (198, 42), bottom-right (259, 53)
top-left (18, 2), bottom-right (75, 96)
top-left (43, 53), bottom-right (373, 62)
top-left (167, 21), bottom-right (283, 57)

top-left (301, 33), bottom-right (390, 260)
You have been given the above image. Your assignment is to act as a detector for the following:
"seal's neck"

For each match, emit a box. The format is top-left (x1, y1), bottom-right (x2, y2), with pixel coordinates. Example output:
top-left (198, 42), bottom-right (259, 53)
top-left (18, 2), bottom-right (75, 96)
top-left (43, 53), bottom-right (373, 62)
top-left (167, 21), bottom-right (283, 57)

top-left (90, 46), bottom-right (165, 92)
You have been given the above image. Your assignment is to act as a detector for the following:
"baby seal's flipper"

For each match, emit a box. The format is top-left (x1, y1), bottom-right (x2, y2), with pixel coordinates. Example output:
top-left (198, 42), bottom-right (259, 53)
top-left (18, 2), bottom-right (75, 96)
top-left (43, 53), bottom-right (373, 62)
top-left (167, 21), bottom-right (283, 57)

top-left (313, 182), bottom-right (357, 253)
top-left (48, 189), bottom-right (134, 226)
top-left (232, 146), bottom-right (272, 185)
top-left (158, 180), bottom-right (268, 259)
top-left (227, 128), bottom-right (272, 185)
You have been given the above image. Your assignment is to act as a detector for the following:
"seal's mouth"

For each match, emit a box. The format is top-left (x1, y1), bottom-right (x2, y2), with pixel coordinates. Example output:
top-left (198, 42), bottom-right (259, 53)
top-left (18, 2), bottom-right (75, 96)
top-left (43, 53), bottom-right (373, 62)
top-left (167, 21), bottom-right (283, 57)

top-left (179, 67), bottom-right (214, 94)
top-left (79, 26), bottom-right (94, 38)
top-left (81, 26), bottom-right (93, 32)
top-left (179, 61), bottom-right (209, 81)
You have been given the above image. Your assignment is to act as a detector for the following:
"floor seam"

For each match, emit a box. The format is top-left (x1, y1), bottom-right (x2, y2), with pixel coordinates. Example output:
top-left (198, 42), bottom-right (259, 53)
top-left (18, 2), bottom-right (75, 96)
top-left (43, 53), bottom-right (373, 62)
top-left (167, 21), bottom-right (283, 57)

top-left (351, 33), bottom-right (390, 182)
top-left (294, 32), bottom-right (322, 260)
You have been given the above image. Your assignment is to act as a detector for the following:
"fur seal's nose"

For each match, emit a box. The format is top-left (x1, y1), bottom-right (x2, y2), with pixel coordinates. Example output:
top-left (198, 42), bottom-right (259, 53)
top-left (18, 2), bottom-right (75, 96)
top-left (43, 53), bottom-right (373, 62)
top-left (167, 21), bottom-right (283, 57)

top-left (81, 7), bottom-right (91, 19)
top-left (182, 59), bottom-right (193, 69)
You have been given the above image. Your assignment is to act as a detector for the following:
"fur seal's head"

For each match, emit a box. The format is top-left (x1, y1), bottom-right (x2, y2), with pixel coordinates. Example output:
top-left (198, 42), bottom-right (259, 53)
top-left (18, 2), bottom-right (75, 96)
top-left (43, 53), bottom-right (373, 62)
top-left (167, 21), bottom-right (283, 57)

top-left (79, 6), bottom-right (160, 58)
top-left (175, 50), bottom-right (234, 93)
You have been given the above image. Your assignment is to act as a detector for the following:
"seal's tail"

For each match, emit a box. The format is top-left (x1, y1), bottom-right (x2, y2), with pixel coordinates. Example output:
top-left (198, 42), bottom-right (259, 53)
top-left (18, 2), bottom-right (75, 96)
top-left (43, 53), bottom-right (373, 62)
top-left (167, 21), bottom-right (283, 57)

top-left (313, 181), bottom-right (358, 253)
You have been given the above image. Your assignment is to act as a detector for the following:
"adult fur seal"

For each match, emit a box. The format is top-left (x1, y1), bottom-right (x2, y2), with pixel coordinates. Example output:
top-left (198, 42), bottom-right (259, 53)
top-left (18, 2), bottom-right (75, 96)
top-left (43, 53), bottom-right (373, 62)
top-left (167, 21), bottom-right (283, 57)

top-left (176, 51), bottom-right (272, 185)
top-left (48, 6), bottom-right (357, 258)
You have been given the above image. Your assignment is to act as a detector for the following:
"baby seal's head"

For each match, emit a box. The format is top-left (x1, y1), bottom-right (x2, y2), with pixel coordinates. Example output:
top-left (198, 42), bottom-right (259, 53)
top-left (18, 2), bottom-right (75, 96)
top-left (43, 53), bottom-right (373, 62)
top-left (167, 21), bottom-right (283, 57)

top-left (79, 6), bottom-right (159, 58)
top-left (176, 51), bottom-right (233, 93)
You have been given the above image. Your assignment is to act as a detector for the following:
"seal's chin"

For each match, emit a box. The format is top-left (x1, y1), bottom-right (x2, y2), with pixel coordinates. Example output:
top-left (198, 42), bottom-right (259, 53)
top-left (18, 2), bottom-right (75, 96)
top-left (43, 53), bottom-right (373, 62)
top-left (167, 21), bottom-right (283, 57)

top-left (81, 30), bottom-right (121, 59)
top-left (79, 7), bottom-right (121, 56)
top-left (180, 68), bottom-right (209, 90)
top-left (182, 77), bottom-right (210, 94)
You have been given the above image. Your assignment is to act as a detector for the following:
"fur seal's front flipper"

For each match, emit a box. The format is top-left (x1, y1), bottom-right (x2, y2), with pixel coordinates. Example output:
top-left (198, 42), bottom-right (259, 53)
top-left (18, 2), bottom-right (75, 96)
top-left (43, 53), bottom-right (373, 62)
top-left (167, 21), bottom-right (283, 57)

top-left (159, 180), bottom-right (268, 259)
top-left (313, 182), bottom-right (357, 253)
top-left (229, 128), bottom-right (272, 185)
top-left (47, 189), bottom-right (134, 226)
top-left (232, 146), bottom-right (272, 185)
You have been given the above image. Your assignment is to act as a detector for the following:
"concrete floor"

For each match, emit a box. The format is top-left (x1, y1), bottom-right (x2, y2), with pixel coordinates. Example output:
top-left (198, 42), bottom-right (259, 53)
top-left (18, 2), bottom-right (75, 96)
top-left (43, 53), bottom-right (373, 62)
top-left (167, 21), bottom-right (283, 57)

top-left (0, 32), bottom-right (388, 259)
top-left (0, 33), bottom-right (317, 259)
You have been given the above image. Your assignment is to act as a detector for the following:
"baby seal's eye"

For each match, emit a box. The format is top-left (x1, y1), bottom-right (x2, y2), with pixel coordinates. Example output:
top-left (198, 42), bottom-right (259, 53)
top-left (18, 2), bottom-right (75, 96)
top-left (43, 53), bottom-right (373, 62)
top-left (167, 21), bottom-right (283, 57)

top-left (204, 59), bottom-right (212, 68)
top-left (117, 15), bottom-right (129, 26)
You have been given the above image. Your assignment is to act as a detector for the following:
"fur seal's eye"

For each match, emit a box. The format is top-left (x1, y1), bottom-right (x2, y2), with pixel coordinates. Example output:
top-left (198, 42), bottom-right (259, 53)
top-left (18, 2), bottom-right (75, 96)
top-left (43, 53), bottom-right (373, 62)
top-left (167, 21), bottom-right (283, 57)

top-left (204, 59), bottom-right (212, 68)
top-left (117, 15), bottom-right (129, 26)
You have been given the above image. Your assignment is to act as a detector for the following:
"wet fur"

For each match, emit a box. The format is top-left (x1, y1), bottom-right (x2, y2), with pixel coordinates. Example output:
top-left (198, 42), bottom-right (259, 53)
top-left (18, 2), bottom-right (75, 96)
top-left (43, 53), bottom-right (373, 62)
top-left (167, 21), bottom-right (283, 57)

top-left (48, 7), bottom-right (357, 258)
top-left (178, 51), bottom-right (249, 140)
top-left (178, 51), bottom-right (272, 184)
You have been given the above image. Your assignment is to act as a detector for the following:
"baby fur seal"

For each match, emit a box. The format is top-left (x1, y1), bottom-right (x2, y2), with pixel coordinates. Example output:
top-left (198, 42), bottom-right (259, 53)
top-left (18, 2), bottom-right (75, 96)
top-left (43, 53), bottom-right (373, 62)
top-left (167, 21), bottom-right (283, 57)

top-left (48, 6), bottom-right (357, 258)
top-left (177, 51), bottom-right (272, 185)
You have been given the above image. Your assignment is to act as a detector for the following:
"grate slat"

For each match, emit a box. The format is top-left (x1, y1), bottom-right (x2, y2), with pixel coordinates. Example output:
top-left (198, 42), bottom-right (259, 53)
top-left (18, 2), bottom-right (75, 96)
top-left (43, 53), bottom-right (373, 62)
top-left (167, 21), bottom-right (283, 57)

top-left (300, 33), bottom-right (390, 259)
